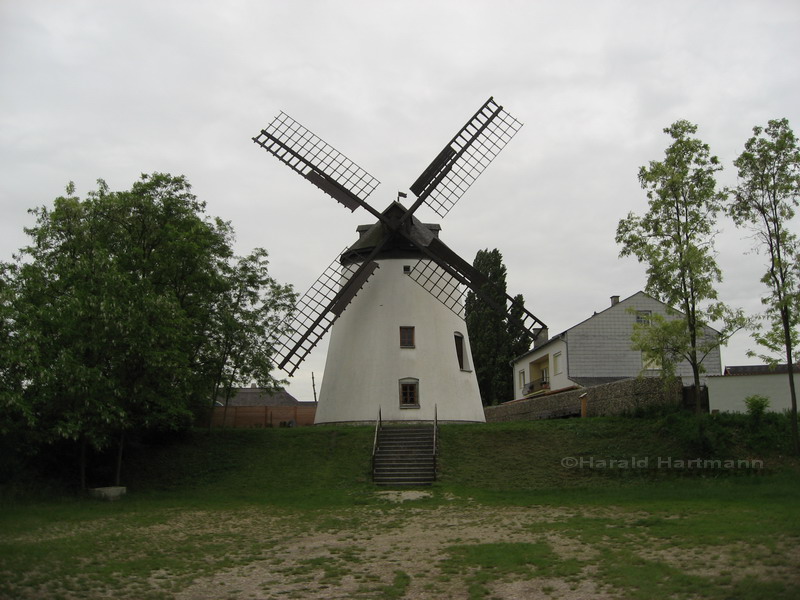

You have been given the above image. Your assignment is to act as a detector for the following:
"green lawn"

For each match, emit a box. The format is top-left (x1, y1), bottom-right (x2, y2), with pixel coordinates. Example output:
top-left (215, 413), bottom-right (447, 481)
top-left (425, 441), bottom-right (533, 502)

top-left (1, 415), bottom-right (798, 599)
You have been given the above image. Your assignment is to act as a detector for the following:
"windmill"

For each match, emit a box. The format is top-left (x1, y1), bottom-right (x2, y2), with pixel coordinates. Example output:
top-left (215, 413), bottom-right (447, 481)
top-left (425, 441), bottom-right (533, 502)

top-left (253, 97), bottom-right (546, 423)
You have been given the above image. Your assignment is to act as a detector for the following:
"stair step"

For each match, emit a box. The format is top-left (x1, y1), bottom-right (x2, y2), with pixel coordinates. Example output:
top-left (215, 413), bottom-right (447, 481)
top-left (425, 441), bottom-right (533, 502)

top-left (376, 476), bottom-right (434, 480)
top-left (376, 460), bottom-right (432, 464)
top-left (374, 478), bottom-right (434, 486)
top-left (374, 462), bottom-right (434, 469)
top-left (374, 458), bottom-right (433, 465)
top-left (375, 453), bottom-right (433, 459)
top-left (372, 424), bottom-right (437, 486)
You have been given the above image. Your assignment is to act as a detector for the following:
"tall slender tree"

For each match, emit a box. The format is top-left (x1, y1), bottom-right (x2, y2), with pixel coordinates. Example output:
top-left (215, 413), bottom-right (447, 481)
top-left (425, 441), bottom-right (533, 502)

top-left (729, 118), bottom-right (800, 454)
top-left (616, 120), bottom-right (744, 412)
top-left (465, 249), bottom-right (530, 405)
top-left (508, 293), bottom-right (531, 360)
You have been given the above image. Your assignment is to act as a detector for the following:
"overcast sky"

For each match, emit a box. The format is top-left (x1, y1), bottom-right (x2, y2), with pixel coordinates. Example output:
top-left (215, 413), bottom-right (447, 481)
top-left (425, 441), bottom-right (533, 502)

top-left (2, 1), bottom-right (799, 401)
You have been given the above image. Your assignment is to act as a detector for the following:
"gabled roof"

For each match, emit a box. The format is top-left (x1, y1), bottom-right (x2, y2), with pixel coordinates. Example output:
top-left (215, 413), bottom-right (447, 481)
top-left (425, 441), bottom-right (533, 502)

top-left (219, 387), bottom-right (301, 407)
top-left (512, 290), bottom-right (720, 364)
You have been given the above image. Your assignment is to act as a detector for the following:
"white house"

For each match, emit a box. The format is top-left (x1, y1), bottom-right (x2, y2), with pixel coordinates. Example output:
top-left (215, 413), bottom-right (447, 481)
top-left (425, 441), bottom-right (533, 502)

top-left (511, 291), bottom-right (722, 400)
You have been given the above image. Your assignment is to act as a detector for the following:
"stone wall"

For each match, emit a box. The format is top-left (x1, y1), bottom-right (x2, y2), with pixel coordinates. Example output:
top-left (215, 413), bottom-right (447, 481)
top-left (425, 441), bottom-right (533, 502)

top-left (484, 377), bottom-right (682, 422)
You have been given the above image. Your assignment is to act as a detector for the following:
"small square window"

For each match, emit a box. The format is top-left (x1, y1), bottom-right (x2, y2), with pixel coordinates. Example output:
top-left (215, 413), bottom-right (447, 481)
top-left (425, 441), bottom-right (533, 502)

top-left (399, 378), bottom-right (419, 408)
top-left (403, 265), bottom-right (411, 274)
top-left (400, 326), bottom-right (415, 348)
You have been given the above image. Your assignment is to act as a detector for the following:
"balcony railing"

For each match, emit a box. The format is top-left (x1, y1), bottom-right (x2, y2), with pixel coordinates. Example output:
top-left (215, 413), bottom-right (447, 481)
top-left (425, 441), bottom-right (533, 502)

top-left (523, 377), bottom-right (550, 395)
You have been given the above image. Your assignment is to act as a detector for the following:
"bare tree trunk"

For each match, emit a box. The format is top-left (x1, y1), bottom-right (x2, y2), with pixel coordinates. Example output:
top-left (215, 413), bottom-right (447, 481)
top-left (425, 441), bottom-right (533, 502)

top-left (691, 348), bottom-right (703, 414)
top-left (115, 430), bottom-right (125, 486)
top-left (782, 309), bottom-right (799, 455)
top-left (786, 361), bottom-right (798, 455)
top-left (79, 437), bottom-right (87, 492)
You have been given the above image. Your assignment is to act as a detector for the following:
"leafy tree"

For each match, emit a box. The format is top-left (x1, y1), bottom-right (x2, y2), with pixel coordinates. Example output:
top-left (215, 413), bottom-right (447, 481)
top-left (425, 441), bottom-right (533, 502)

top-left (1, 174), bottom-right (294, 487)
top-left (207, 248), bottom-right (295, 426)
top-left (616, 120), bottom-right (745, 412)
top-left (728, 118), bottom-right (800, 454)
top-left (465, 249), bottom-right (530, 405)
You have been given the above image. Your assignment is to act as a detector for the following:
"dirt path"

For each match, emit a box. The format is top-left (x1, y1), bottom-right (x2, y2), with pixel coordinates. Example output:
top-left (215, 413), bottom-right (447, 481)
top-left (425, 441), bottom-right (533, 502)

top-left (175, 495), bottom-right (614, 600)
top-left (168, 492), bottom-right (798, 600)
top-left (5, 490), bottom-right (798, 599)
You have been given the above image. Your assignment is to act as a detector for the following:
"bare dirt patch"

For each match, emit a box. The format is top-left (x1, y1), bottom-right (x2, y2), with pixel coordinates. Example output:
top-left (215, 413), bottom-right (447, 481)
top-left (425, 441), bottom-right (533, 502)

top-left (5, 494), bottom-right (799, 600)
top-left (172, 502), bottom-right (648, 599)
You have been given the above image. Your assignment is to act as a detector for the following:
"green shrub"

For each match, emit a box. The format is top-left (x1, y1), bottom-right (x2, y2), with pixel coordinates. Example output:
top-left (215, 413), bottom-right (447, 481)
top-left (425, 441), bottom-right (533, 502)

top-left (657, 412), bottom-right (732, 457)
top-left (745, 395), bottom-right (770, 422)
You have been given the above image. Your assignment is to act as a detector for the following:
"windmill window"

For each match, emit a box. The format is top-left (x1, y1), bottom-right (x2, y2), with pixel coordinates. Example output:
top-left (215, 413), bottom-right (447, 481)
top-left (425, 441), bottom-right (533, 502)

top-left (399, 378), bottom-right (420, 408)
top-left (400, 326), bottom-right (415, 348)
top-left (454, 332), bottom-right (470, 371)
top-left (403, 265), bottom-right (411, 274)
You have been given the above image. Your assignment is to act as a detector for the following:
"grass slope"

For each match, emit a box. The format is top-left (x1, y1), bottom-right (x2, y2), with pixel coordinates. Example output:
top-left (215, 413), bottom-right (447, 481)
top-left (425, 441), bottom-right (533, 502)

top-left (1, 414), bottom-right (798, 599)
top-left (122, 426), bottom-right (378, 508)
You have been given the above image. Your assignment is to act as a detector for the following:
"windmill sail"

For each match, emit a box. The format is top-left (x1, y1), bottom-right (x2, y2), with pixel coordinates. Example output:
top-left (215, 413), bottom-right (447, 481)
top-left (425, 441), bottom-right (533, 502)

top-left (272, 250), bottom-right (378, 375)
top-left (406, 259), bottom-right (468, 319)
top-left (407, 241), bottom-right (546, 343)
top-left (408, 97), bottom-right (523, 218)
top-left (253, 112), bottom-right (380, 212)
top-left (254, 97), bottom-right (545, 378)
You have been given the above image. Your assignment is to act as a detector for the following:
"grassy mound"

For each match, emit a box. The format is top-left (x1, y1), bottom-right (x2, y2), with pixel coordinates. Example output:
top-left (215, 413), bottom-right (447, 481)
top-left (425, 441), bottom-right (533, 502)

top-left (2, 410), bottom-right (797, 506)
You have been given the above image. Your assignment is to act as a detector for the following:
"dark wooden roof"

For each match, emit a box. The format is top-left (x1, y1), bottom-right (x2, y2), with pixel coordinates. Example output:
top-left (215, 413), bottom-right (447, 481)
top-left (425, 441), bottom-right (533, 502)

top-left (341, 201), bottom-right (441, 264)
top-left (219, 387), bottom-right (301, 407)
top-left (724, 364), bottom-right (796, 376)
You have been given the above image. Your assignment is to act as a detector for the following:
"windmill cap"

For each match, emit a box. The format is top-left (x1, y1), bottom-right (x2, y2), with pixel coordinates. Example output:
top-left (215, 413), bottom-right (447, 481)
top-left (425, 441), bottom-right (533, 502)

top-left (341, 202), bottom-right (441, 264)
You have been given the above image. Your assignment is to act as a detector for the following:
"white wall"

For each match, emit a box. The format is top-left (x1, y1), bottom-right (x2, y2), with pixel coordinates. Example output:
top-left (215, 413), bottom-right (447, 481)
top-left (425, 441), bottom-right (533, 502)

top-left (707, 373), bottom-right (799, 413)
top-left (317, 258), bottom-right (485, 423)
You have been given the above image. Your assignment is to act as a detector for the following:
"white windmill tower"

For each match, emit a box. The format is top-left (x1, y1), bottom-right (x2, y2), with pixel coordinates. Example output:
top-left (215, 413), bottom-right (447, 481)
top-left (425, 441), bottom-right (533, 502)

top-left (253, 97), bottom-right (546, 424)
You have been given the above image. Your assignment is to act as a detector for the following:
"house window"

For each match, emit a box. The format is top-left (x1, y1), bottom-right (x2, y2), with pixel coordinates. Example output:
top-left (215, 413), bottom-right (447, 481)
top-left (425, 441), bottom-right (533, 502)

top-left (636, 310), bottom-right (652, 325)
top-left (518, 369), bottom-right (526, 390)
top-left (400, 326), bottom-right (415, 348)
top-left (553, 352), bottom-right (562, 375)
top-left (541, 366), bottom-right (549, 384)
top-left (399, 378), bottom-right (420, 408)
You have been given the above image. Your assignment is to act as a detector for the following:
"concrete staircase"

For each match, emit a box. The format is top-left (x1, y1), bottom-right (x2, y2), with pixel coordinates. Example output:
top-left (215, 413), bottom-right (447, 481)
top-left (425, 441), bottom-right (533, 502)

top-left (372, 425), bottom-right (436, 486)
